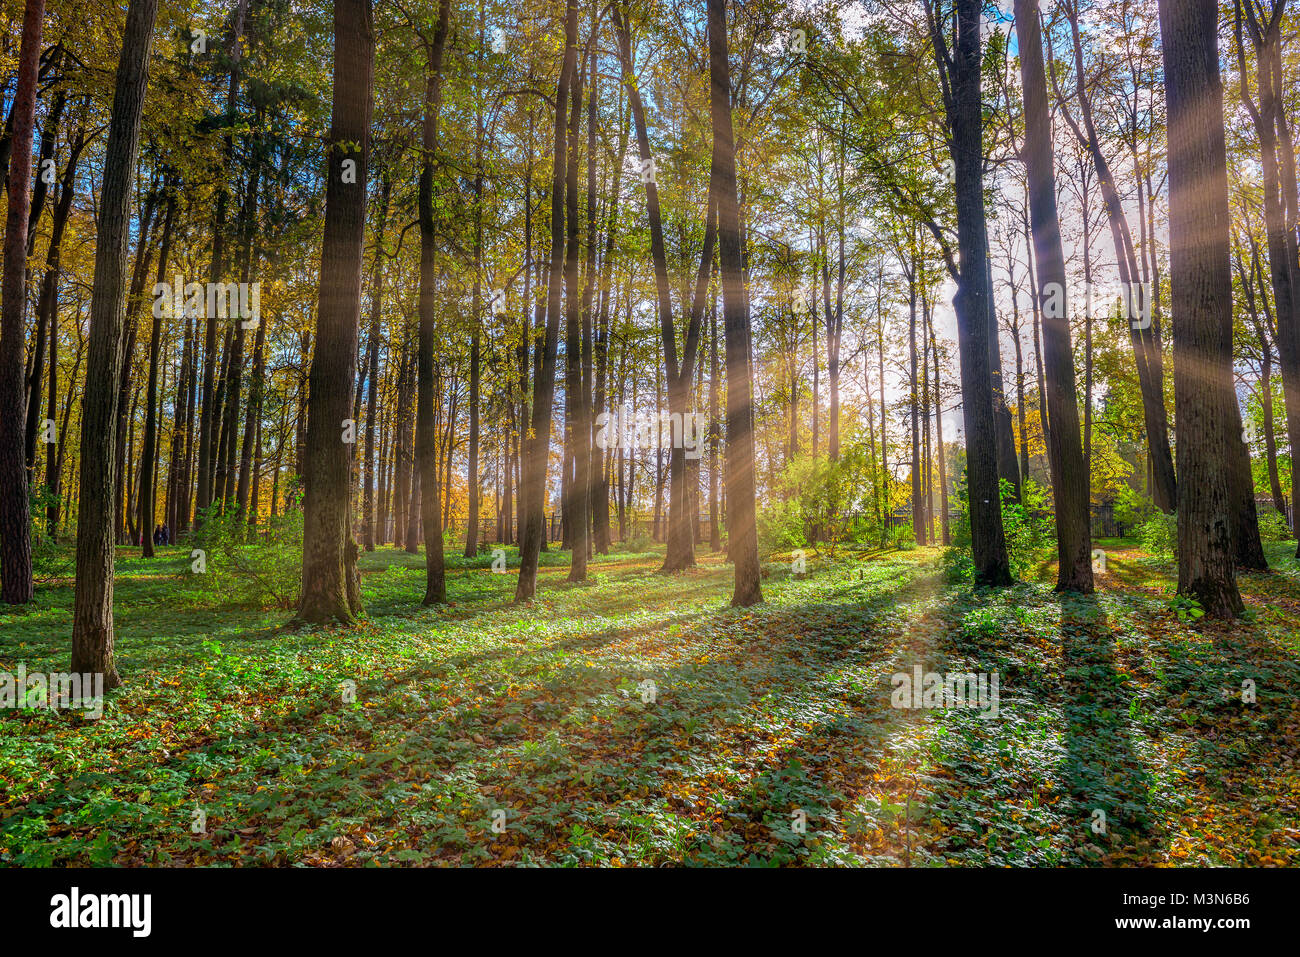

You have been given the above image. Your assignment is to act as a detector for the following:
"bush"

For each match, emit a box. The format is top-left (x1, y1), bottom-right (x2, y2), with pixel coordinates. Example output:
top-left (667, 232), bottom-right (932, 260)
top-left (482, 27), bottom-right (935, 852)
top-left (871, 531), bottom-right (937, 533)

top-left (758, 498), bottom-right (806, 555)
top-left (768, 449), bottom-right (877, 554)
top-left (892, 523), bottom-right (916, 551)
top-left (1139, 510), bottom-right (1177, 561)
top-left (941, 547), bottom-right (974, 584)
top-left (30, 535), bottom-right (75, 583)
top-left (187, 507), bottom-right (303, 609)
top-left (622, 530), bottom-right (652, 553)
top-left (1257, 506), bottom-right (1292, 543)
top-left (1113, 486), bottom-right (1156, 534)
top-left (1000, 479), bottom-right (1054, 579)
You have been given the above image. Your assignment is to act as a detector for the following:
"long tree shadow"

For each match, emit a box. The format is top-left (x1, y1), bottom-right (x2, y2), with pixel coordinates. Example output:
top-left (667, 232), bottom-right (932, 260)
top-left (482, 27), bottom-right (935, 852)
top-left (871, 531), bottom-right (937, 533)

top-left (1055, 594), bottom-right (1157, 859)
top-left (904, 582), bottom-right (1164, 865)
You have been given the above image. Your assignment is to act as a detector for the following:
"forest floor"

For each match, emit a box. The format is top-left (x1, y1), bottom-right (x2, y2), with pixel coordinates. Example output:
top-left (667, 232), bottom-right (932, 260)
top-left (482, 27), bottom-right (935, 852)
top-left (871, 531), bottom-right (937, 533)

top-left (2, 536), bottom-right (1298, 866)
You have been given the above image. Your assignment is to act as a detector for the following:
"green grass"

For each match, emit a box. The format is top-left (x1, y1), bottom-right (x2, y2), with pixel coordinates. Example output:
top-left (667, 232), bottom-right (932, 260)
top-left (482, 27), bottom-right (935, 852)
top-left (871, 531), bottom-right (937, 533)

top-left (2, 539), bottom-right (1298, 866)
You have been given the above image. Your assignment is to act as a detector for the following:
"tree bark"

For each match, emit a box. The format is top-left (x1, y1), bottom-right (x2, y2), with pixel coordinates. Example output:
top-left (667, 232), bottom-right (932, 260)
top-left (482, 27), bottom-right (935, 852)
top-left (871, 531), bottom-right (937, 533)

top-left (1158, 0), bottom-right (1244, 616)
top-left (416, 0), bottom-right (453, 604)
top-left (517, 0), bottom-right (578, 600)
top-left (928, 0), bottom-right (1012, 585)
top-left (71, 0), bottom-right (160, 684)
top-left (0, 0), bottom-right (45, 604)
top-left (1014, 0), bottom-right (1093, 592)
top-left (139, 193), bottom-right (175, 557)
top-left (362, 174), bottom-right (389, 550)
top-left (1060, 0), bottom-right (1176, 512)
top-left (709, 0), bottom-right (761, 605)
top-left (298, 0), bottom-right (374, 624)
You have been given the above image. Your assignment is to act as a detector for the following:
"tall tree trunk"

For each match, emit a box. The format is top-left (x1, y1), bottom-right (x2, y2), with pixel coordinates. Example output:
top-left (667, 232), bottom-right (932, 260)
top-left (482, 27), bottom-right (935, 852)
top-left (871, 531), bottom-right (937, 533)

top-left (1015, 0), bottom-right (1093, 592)
top-left (236, 311), bottom-right (266, 522)
top-left (709, 284), bottom-right (721, 550)
top-left (71, 0), bottom-right (160, 684)
top-left (709, 0), bottom-right (761, 605)
top-left (416, 0), bottom-right (453, 604)
top-left (1022, 195), bottom-right (1051, 454)
top-left (1236, 1), bottom-right (1300, 551)
top-left (298, 0), bottom-right (373, 624)
top-left (517, 0), bottom-right (578, 600)
top-left (0, 0), bottom-right (45, 604)
top-left (22, 91), bottom-right (66, 483)
top-left (828, 133), bottom-right (846, 463)
top-left (581, 30), bottom-right (599, 560)
top-left (196, 0), bottom-right (249, 525)
top-left (929, 0), bottom-right (1012, 585)
top-left (928, 311), bottom-right (950, 545)
top-left (909, 263), bottom-right (922, 544)
top-left (362, 174), bottom-right (390, 550)
top-left (139, 193), bottom-right (176, 557)
top-left (27, 122), bottom-right (85, 493)
top-left (1158, 0), bottom-right (1244, 617)
top-left (614, 4), bottom-right (709, 574)
top-left (464, 93), bottom-right (485, 559)
top-left (393, 328), bottom-right (412, 549)
top-left (562, 45), bottom-right (589, 581)
top-left (986, 253), bottom-right (1022, 501)
top-left (1061, 0), bottom-right (1177, 512)
top-left (1008, 282), bottom-right (1030, 482)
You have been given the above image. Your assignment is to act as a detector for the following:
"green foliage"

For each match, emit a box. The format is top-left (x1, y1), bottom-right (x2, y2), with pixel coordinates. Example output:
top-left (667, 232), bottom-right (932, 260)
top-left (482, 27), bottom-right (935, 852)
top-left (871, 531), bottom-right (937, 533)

top-left (623, 530), bottom-right (653, 553)
top-left (941, 546), bottom-right (974, 584)
top-left (999, 479), bottom-right (1054, 580)
top-left (186, 507), bottom-right (303, 609)
top-left (30, 534), bottom-right (75, 584)
top-left (762, 448), bottom-right (880, 557)
top-left (4, 538), bottom-right (1299, 867)
top-left (1256, 507), bottom-right (1292, 544)
top-left (1113, 486), bottom-right (1157, 532)
top-left (1167, 594), bottom-right (1204, 622)
top-left (757, 497), bottom-right (805, 555)
top-left (931, 478), bottom-right (1048, 579)
top-left (892, 523), bottom-right (916, 551)
top-left (1139, 510), bottom-right (1178, 562)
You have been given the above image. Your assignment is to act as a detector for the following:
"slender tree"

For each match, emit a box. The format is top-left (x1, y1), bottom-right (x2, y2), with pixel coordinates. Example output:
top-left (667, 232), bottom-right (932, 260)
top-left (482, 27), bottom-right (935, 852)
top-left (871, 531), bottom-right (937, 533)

top-left (517, 0), bottom-right (579, 600)
top-left (0, 0), bottom-right (46, 605)
top-left (139, 193), bottom-right (176, 558)
top-left (1014, 0), bottom-right (1093, 592)
top-left (709, 0), bottom-right (761, 606)
top-left (415, 0), bottom-right (453, 604)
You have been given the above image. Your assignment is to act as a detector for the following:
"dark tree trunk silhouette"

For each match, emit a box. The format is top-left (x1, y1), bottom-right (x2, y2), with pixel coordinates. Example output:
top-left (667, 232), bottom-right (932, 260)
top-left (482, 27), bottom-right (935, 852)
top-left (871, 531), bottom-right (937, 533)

top-left (196, 0), bottom-right (248, 525)
top-left (563, 40), bottom-right (589, 581)
top-left (0, 0), bottom-right (45, 604)
top-left (139, 193), bottom-right (176, 558)
top-left (1235, 0), bottom-right (1300, 553)
top-left (614, 4), bottom-right (710, 574)
top-left (362, 174), bottom-right (390, 551)
top-left (926, 0), bottom-right (1012, 585)
top-left (1058, 0), bottom-right (1177, 513)
top-left (22, 90), bottom-right (66, 484)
